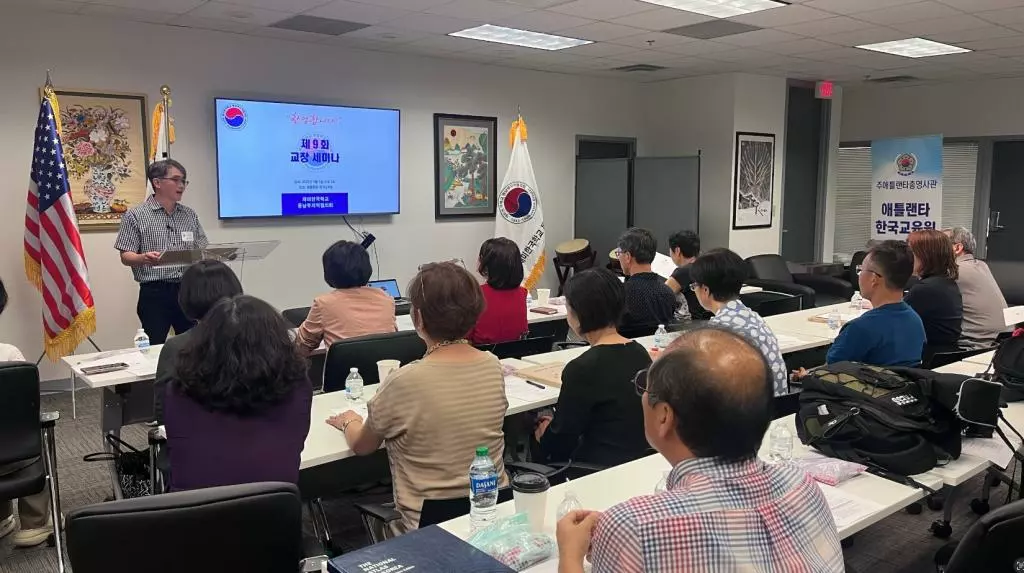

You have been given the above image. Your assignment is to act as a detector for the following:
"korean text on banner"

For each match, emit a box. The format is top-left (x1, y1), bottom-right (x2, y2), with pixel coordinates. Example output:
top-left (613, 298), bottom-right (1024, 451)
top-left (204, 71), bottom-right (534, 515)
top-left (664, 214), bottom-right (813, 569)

top-left (871, 135), bottom-right (942, 240)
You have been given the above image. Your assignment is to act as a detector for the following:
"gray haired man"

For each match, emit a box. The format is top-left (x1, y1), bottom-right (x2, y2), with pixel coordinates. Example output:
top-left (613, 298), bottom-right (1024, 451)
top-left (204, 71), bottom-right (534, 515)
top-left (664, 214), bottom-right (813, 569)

top-left (944, 227), bottom-right (1009, 344)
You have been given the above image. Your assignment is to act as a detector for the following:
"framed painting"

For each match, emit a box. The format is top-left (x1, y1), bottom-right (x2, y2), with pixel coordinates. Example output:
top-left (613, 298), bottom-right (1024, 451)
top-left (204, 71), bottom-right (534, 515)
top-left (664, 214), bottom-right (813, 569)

top-left (732, 131), bottom-right (775, 230)
top-left (48, 88), bottom-right (150, 231)
top-left (434, 113), bottom-right (497, 219)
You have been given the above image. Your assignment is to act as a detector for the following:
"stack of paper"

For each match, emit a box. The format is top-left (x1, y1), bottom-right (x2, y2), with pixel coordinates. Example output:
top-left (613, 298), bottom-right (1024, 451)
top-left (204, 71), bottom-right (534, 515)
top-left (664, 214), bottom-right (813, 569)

top-left (817, 483), bottom-right (883, 531)
top-left (505, 376), bottom-right (558, 402)
top-left (651, 252), bottom-right (677, 280)
top-left (516, 363), bottom-right (566, 388)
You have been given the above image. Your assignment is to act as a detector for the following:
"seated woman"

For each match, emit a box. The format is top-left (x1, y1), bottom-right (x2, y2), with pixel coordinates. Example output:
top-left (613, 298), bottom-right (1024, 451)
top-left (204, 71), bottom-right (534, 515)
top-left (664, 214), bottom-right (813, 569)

top-left (154, 260), bottom-right (243, 422)
top-left (534, 268), bottom-right (652, 467)
top-left (468, 237), bottom-right (528, 344)
top-left (327, 262), bottom-right (507, 535)
top-left (906, 229), bottom-right (963, 349)
top-left (690, 248), bottom-right (789, 396)
top-left (165, 295), bottom-right (312, 491)
top-left (296, 240), bottom-right (396, 355)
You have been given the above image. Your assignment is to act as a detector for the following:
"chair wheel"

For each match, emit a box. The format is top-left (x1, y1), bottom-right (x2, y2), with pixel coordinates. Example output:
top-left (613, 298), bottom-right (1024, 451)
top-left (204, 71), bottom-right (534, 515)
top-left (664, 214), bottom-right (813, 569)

top-left (46, 534), bottom-right (55, 547)
top-left (926, 495), bottom-right (945, 511)
top-left (970, 498), bottom-right (990, 515)
top-left (930, 521), bottom-right (953, 539)
top-left (905, 502), bottom-right (923, 515)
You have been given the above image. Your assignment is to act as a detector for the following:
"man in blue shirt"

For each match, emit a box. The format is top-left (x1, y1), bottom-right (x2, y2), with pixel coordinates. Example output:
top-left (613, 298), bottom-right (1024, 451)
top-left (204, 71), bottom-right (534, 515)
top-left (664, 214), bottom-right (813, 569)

top-left (826, 241), bottom-right (926, 366)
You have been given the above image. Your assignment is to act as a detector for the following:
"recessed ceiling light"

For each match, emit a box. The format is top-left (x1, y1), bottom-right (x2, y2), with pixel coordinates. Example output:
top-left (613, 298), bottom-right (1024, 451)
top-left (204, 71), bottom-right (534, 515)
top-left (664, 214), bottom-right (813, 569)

top-left (856, 37), bottom-right (970, 58)
top-left (449, 24), bottom-right (591, 51)
top-left (636, 0), bottom-right (787, 19)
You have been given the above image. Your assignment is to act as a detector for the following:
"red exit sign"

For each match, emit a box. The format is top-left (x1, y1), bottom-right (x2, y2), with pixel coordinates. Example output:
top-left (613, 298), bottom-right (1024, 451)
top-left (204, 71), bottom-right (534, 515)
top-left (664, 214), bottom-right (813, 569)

top-left (816, 81), bottom-right (835, 99)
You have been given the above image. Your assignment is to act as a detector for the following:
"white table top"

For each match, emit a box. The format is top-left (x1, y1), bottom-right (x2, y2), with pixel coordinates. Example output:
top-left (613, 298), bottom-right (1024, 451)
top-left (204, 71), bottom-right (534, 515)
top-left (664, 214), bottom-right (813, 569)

top-left (764, 303), bottom-right (856, 342)
top-left (396, 302), bottom-right (568, 332)
top-left (963, 350), bottom-right (996, 367)
top-left (61, 346), bottom-right (165, 389)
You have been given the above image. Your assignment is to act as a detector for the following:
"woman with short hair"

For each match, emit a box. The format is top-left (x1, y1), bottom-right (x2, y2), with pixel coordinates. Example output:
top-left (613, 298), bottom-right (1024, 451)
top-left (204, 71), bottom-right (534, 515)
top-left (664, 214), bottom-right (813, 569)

top-left (468, 237), bottom-right (528, 344)
top-left (296, 240), bottom-right (396, 354)
top-left (165, 295), bottom-right (312, 491)
top-left (906, 229), bottom-right (963, 348)
top-left (534, 268), bottom-right (652, 467)
top-left (327, 262), bottom-right (507, 534)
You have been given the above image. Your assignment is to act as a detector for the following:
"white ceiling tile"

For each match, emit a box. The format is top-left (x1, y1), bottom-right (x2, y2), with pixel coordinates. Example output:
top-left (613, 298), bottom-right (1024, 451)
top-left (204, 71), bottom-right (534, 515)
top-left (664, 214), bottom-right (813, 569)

top-left (327, 35), bottom-right (403, 51)
top-left (978, 7), bottom-right (1024, 24)
top-left (494, 10), bottom-right (594, 33)
top-left (986, 45), bottom-right (1024, 56)
top-left (728, 5), bottom-right (833, 27)
top-left (561, 40), bottom-right (643, 56)
top-left (703, 47), bottom-right (771, 62)
top-left (604, 48), bottom-right (676, 64)
top-left (715, 28), bottom-right (803, 47)
top-left (511, 50), bottom-right (598, 64)
top-left (425, 0), bottom-right (532, 20)
top-left (385, 12), bottom-right (482, 32)
top-left (6, 0), bottom-right (85, 15)
top-left (607, 7), bottom-right (712, 31)
top-left (610, 31), bottom-right (694, 48)
top-left (79, 4), bottom-right (177, 23)
top-left (855, 2), bottom-right (963, 26)
top-left (825, 27), bottom-right (912, 47)
top-left (776, 16), bottom-right (873, 37)
top-left (894, 15), bottom-right (993, 35)
top-left (767, 38), bottom-right (842, 55)
top-left (337, 25), bottom-right (429, 42)
top-left (801, 46), bottom-right (872, 60)
top-left (548, 0), bottom-right (659, 21)
top-left (305, 0), bottom-right (411, 24)
top-left (247, 26), bottom-right (330, 42)
top-left (503, 0), bottom-right (584, 9)
top-left (221, 0), bottom-right (331, 12)
top-left (653, 39), bottom-right (737, 55)
top-left (186, 1), bottom-right (290, 25)
top-left (81, 0), bottom-right (206, 13)
top-left (343, 0), bottom-right (450, 10)
top-left (167, 13), bottom-right (258, 31)
top-left (802, 0), bottom-right (921, 15)
top-left (923, 25), bottom-right (1019, 43)
top-left (404, 34), bottom-right (488, 51)
top-left (559, 21), bottom-right (643, 40)
top-left (961, 35), bottom-right (1024, 50)
top-left (938, 0), bottom-right (1024, 12)
top-left (834, 51), bottom-right (924, 69)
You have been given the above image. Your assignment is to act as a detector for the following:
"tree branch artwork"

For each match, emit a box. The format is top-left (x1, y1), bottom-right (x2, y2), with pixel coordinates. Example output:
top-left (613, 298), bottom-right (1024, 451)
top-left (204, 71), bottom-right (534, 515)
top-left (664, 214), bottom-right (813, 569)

top-left (733, 133), bottom-right (775, 229)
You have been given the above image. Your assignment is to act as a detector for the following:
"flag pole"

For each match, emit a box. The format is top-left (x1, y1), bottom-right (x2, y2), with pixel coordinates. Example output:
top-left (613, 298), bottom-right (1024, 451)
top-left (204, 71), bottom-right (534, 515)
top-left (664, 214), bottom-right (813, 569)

top-left (160, 84), bottom-right (172, 160)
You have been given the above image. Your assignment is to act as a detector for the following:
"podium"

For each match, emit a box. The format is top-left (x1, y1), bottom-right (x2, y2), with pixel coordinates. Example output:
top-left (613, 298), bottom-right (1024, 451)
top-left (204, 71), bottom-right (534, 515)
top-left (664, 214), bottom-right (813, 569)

top-left (154, 240), bottom-right (281, 268)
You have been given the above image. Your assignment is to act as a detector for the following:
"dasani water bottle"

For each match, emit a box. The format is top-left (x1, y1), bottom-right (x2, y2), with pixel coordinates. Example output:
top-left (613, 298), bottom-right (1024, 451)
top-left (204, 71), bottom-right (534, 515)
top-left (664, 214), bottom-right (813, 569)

top-left (344, 367), bottom-right (363, 401)
top-left (133, 328), bottom-right (150, 354)
top-left (769, 422), bottom-right (794, 463)
top-left (469, 446), bottom-right (499, 532)
top-left (654, 324), bottom-right (669, 350)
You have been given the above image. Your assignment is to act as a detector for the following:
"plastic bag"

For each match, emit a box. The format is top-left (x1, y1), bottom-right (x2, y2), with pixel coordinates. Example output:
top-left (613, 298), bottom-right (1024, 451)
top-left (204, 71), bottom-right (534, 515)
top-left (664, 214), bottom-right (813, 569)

top-left (466, 513), bottom-right (555, 571)
top-left (791, 452), bottom-right (866, 486)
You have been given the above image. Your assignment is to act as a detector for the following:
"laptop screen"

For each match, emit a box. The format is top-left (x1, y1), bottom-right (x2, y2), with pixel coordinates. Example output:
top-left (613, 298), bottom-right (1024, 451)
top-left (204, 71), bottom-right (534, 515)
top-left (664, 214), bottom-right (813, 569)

top-left (368, 279), bottom-right (401, 298)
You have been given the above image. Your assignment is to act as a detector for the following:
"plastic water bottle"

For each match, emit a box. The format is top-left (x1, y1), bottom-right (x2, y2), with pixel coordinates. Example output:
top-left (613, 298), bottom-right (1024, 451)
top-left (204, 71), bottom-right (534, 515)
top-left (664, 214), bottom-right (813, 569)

top-left (654, 324), bottom-right (669, 350)
top-left (654, 471), bottom-right (670, 494)
top-left (556, 490), bottom-right (583, 521)
top-left (769, 422), bottom-right (794, 463)
top-left (850, 291), bottom-right (863, 311)
top-left (344, 368), bottom-right (363, 401)
top-left (133, 328), bottom-right (150, 354)
top-left (469, 446), bottom-right (499, 532)
top-left (526, 291), bottom-right (533, 309)
top-left (827, 309), bottom-right (841, 332)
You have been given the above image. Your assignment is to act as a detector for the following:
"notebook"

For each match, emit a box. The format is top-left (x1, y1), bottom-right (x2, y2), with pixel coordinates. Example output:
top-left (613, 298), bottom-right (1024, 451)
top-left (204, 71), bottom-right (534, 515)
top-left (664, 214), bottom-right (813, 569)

top-left (327, 525), bottom-right (514, 573)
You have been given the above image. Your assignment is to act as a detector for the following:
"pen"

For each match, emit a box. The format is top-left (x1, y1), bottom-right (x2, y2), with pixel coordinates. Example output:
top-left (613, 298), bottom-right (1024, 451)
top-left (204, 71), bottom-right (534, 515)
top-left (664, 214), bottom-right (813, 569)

top-left (524, 380), bottom-right (546, 390)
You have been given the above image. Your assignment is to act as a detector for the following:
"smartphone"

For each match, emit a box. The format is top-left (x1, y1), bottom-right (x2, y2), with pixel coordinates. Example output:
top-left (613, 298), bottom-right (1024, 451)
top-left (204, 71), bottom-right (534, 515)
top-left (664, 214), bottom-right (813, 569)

top-left (530, 307), bottom-right (558, 315)
top-left (81, 363), bottom-right (129, 375)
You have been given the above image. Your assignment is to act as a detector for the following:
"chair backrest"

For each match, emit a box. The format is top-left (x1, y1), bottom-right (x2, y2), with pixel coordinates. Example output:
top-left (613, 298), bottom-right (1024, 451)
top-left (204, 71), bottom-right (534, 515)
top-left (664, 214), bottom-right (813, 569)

top-left (741, 291), bottom-right (803, 317)
top-left (324, 330), bottom-right (427, 392)
top-left (848, 251), bottom-right (867, 285)
top-left (746, 254), bottom-right (794, 283)
top-left (0, 362), bottom-right (41, 467)
top-left (987, 259), bottom-right (1024, 307)
top-left (923, 344), bottom-right (998, 369)
top-left (944, 498), bottom-right (1024, 573)
top-left (419, 488), bottom-right (514, 528)
top-left (617, 323), bottom-right (659, 339)
top-left (67, 482), bottom-right (303, 573)
top-left (484, 336), bottom-right (555, 359)
top-left (282, 306), bottom-right (310, 328)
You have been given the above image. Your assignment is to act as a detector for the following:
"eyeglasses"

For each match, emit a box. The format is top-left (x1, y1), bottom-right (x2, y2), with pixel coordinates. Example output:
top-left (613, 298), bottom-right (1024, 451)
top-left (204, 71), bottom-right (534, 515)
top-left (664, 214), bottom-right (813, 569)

top-left (158, 177), bottom-right (189, 188)
top-left (633, 368), bottom-right (657, 401)
top-left (858, 267), bottom-right (882, 278)
top-left (688, 282), bottom-right (703, 292)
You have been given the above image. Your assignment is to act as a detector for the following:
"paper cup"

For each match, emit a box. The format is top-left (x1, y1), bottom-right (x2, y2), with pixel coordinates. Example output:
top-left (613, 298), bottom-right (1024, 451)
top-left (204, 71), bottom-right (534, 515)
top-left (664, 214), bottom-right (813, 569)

top-left (512, 472), bottom-right (550, 533)
top-left (536, 288), bottom-right (551, 306)
top-left (376, 359), bottom-right (400, 383)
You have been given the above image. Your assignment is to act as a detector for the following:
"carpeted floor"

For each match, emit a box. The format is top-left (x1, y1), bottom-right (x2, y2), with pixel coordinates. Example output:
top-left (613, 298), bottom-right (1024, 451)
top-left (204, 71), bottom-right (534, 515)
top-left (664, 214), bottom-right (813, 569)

top-left (0, 388), bottom-right (1015, 572)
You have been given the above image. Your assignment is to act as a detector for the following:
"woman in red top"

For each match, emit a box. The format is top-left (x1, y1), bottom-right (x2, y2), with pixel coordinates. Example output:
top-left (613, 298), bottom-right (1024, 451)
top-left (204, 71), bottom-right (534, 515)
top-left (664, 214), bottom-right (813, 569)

top-left (468, 238), bottom-right (529, 344)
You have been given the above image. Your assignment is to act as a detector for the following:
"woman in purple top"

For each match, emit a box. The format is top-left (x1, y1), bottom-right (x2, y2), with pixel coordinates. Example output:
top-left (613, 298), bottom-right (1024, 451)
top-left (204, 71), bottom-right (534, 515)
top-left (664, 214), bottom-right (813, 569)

top-left (164, 294), bottom-right (312, 491)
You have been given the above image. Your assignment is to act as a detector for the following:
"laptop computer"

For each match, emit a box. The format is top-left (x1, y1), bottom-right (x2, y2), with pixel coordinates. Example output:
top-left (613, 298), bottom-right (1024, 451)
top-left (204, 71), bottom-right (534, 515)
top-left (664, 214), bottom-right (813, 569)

top-left (368, 279), bottom-right (410, 306)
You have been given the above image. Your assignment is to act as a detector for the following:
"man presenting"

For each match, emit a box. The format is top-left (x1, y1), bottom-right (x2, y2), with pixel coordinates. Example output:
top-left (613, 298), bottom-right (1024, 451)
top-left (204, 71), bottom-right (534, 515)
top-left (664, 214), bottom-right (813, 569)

top-left (114, 159), bottom-right (208, 344)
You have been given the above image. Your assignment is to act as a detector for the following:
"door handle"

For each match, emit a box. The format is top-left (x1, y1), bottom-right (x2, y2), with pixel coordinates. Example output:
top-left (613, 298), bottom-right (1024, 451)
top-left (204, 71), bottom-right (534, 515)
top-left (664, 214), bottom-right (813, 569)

top-left (989, 211), bottom-right (1005, 237)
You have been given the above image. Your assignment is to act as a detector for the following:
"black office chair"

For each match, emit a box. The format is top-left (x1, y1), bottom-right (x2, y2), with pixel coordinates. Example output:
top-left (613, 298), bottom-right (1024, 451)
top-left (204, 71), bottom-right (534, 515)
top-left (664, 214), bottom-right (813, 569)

top-left (848, 251), bottom-right (867, 285)
top-left (617, 323), bottom-right (660, 339)
top-left (323, 330), bottom-right (427, 392)
top-left (0, 362), bottom-right (64, 571)
top-left (355, 488), bottom-right (516, 544)
top-left (934, 498), bottom-right (1024, 572)
top-left (740, 291), bottom-right (803, 317)
top-left (922, 344), bottom-right (999, 370)
top-left (282, 306), bottom-right (310, 328)
top-left (479, 336), bottom-right (555, 359)
top-left (67, 482), bottom-right (323, 573)
top-left (745, 254), bottom-right (854, 307)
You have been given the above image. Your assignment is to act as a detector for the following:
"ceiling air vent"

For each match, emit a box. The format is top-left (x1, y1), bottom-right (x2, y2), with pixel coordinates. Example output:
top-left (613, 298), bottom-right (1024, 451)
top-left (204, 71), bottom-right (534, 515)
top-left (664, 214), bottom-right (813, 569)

top-left (865, 75), bottom-right (920, 84)
top-left (613, 64), bottom-right (667, 72)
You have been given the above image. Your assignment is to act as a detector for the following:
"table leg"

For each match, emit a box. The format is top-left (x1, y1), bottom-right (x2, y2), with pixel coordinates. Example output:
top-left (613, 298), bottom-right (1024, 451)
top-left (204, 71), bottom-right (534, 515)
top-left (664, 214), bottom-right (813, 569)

top-left (101, 387), bottom-right (126, 500)
top-left (70, 370), bottom-right (77, 420)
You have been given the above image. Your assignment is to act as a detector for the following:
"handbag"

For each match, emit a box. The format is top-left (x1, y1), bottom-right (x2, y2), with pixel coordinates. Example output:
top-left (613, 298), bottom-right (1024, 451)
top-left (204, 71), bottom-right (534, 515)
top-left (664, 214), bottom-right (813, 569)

top-left (83, 434), bottom-right (152, 499)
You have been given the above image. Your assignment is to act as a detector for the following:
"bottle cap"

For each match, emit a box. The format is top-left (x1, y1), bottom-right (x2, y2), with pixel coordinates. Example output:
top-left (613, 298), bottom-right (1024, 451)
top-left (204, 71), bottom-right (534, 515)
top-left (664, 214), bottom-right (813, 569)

top-left (475, 446), bottom-right (488, 456)
top-left (350, 367), bottom-right (358, 373)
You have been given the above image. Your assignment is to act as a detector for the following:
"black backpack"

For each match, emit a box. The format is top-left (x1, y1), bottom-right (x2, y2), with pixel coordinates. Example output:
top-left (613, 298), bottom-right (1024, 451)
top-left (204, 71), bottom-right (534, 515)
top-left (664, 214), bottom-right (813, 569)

top-left (992, 333), bottom-right (1024, 402)
top-left (796, 362), bottom-right (962, 476)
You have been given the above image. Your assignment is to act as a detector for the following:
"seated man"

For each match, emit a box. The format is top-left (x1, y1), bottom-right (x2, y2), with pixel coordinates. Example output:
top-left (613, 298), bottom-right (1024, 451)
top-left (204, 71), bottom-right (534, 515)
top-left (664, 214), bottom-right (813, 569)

top-left (664, 230), bottom-right (711, 321)
top-left (826, 241), bottom-right (926, 366)
top-left (617, 227), bottom-right (677, 332)
top-left (945, 226), bottom-right (1009, 346)
top-left (555, 327), bottom-right (844, 573)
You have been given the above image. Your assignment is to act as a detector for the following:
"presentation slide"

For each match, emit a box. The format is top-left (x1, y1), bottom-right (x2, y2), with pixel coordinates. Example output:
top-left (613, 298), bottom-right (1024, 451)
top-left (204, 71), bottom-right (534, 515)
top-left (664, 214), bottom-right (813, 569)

top-left (214, 98), bottom-right (400, 219)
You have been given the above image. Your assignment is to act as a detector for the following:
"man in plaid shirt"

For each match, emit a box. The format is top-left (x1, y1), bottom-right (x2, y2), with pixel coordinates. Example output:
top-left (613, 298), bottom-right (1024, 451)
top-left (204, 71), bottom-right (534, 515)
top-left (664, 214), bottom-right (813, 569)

top-left (556, 327), bottom-right (844, 573)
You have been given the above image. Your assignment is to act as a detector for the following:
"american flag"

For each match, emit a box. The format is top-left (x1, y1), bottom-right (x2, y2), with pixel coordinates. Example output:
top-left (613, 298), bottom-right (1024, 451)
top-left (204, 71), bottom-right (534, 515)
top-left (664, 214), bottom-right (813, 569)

top-left (24, 94), bottom-right (96, 360)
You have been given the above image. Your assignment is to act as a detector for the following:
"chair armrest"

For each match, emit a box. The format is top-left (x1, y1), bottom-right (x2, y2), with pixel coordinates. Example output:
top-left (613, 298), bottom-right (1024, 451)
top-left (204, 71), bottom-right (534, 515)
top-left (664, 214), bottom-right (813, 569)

top-left (148, 425), bottom-right (166, 444)
top-left (506, 461), bottom-right (560, 475)
top-left (40, 411), bottom-right (60, 428)
top-left (300, 556), bottom-right (329, 572)
top-left (353, 501), bottom-right (401, 524)
top-left (793, 274), bottom-right (855, 300)
top-left (743, 279), bottom-right (816, 306)
top-left (554, 342), bottom-right (588, 350)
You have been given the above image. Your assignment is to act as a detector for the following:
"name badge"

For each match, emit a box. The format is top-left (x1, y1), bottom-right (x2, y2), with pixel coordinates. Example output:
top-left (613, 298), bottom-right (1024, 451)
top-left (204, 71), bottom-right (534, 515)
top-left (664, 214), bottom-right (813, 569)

top-left (181, 231), bottom-right (194, 243)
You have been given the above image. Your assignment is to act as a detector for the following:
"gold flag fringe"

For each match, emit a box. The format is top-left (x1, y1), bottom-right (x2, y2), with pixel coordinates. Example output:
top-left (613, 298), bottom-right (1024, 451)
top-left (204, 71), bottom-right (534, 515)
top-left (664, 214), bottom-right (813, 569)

top-left (44, 306), bottom-right (96, 361)
top-left (24, 253), bottom-right (42, 293)
top-left (509, 116), bottom-right (528, 148)
top-left (524, 252), bottom-right (546, 292)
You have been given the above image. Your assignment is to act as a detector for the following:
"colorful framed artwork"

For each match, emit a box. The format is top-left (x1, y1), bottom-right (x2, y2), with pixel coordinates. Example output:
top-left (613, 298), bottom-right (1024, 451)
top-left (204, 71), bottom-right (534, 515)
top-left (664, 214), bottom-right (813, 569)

top-left (732, 131), bottom-right (775, 230)
top-left (434, 113), bottom-right (497, 219)
top-left (48, 88), bottom-right (150, 231)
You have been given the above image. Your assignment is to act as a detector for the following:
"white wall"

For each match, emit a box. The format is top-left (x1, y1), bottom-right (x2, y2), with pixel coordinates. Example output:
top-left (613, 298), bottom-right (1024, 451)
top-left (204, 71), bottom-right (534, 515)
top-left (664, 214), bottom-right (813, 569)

top-left (842, 77), bottom-right (1024, 141)
top-left (0, 10), bottom-right (650, 380)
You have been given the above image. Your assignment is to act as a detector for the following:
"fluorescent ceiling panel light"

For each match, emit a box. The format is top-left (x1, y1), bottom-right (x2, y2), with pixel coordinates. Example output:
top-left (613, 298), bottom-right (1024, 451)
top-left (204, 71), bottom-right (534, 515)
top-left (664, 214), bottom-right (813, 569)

top-left (449, 24), bottom-right (591, 50)
top-left (637, 0), bottom-right (787, 19)
top-left (856, 37), bottom-right (970, 58)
